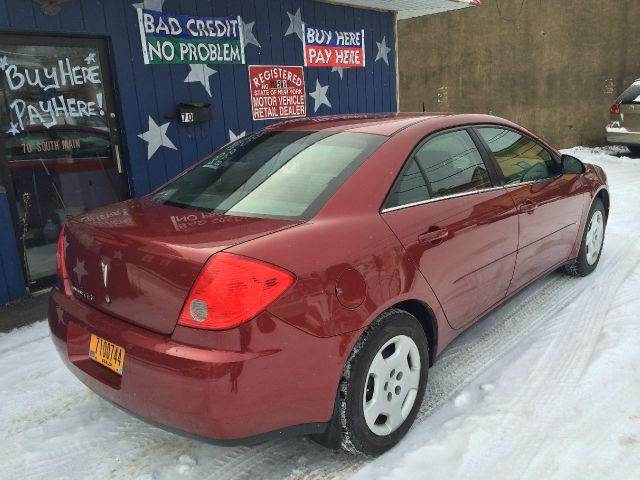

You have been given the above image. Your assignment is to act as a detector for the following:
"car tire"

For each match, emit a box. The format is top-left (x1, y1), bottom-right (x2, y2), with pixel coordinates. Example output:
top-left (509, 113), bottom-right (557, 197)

top-left (338, 308), bottom-right (429, 456)
top-left (563, 198), bottom-right (606, 277)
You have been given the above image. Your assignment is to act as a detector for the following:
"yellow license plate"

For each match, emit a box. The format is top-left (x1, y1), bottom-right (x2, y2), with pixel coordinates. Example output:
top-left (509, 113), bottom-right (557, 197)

top-left (89, 334), bottom-right (125, 375)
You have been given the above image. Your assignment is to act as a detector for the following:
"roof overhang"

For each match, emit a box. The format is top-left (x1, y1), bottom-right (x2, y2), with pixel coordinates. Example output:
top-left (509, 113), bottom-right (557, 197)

top-left (317, 0), bottom-right (480, 19)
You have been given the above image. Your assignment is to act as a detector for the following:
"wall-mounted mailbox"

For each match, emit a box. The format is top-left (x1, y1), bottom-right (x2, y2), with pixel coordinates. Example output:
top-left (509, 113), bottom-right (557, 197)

top-left (177, 102), bottom-right (211, 123)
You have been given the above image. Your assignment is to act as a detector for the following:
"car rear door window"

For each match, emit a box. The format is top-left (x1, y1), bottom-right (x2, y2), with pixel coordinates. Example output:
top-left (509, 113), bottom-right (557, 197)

top-left (414, 130), bottom-right (492, 198)
top-left (477, 127), bottom-right (560, 184)
top-left (384, 129), bottom-right (492, 209)
top-left (384, 159), bottom-right (431, 208)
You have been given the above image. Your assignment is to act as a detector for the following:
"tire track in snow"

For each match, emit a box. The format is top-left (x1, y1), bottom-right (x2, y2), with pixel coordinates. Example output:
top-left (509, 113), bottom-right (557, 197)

top-left (417, 273), bottom-right (584, 420)
top-left (5, 388), bottom-right (94, 435)
top-left (110, 419), bottom-right (205, 479)
top-left (0, 333), bottom-right (49, 355)
top-left (486, 179), bottom-right (640, 478)
top-left (482, 249), bottom-right (638, 479)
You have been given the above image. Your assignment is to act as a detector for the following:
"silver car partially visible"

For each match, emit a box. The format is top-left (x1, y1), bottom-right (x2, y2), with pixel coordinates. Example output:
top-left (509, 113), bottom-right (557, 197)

top-left (607, 80), bottom-right (640, 155)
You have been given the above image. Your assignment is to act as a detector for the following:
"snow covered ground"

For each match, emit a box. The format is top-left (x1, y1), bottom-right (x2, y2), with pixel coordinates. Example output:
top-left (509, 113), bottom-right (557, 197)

top-left (1, 146), bottom-right (639, 480)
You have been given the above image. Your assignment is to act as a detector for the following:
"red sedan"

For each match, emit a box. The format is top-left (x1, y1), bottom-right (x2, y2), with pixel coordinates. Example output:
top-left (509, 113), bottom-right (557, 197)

top-left (49, 113), bottom-right (609, 455)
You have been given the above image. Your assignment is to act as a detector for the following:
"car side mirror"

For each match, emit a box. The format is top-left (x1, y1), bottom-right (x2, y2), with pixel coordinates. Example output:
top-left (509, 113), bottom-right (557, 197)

top-left (561, 154), bottom-right (585, 174)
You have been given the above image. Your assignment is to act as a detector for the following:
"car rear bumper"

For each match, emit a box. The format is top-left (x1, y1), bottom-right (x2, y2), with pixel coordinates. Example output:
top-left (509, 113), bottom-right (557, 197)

top-left (48, 287), bottom-right (359, 443)
top-left (606, 125), bottom-right (640, 146)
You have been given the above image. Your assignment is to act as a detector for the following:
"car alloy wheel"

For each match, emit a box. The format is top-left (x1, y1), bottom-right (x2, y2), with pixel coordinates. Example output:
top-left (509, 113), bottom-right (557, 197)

top-left (363, 334), bottom-right (421, 436)
top-left (562, 198), bottom-right (606, 277)
top-left (337, 309), bottom-right (429, 456)
top-left (585, 210), bottom-right (604, 266)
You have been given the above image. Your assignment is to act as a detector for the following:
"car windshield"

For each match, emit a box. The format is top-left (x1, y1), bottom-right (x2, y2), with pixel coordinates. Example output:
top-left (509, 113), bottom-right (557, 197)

top-left (151, 130), bottom-right (386, 220)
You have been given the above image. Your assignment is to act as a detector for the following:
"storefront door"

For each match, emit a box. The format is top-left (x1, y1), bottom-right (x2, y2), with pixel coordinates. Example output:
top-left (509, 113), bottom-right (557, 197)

top-left (0, 34), bottom-right (129, 290)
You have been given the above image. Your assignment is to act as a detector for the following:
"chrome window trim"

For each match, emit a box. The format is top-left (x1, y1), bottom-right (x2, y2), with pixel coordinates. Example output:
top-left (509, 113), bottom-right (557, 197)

top-left (502, 175), bottom-right (563, 188)
top-left (379, 123), bottom-right (564, 215)
top-left (380, 185), bottom-right (506, 213)
top-left (381, 174), bottom-right (565, 214)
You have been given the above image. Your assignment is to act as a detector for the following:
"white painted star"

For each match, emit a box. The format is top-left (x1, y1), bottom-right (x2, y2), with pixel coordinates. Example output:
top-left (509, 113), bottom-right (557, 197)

top-left (285, 8), bottom-right (304, 42)
top-left (184, 64), bottom-right (217, 97)
top-left (229, 129), bottom-right (246, 142)
top-left (308, 80), bottom-right (332, 113)
top-left (0, 56), bottom-right (8, 71)
top-left (331, 67), bottom-right (345, 79)
top-left (6, 122), bottom-right (20, 136)
top-left (73, 258), bottom-right (87, 286)
top-left (375, 36), bottom-right (391, 65)
top-left (138, 116), bottom-right (177, 160)
top-left (84, 52), bottom-right (96, 65)
top-left (56, 305), bottom-right (66, 327)
top-left (113, 250), bottom-right (123, 260)
top-left (132, 0), bottom-right (165, 11)
top-left (240, 18), bottom-right (261, 49)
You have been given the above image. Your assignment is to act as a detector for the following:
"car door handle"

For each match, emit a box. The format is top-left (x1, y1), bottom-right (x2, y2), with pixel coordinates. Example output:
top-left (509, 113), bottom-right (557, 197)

top-left (418, 228), bottom-right (449, 244)
top-left (518, 200), bottom-right (538, 214)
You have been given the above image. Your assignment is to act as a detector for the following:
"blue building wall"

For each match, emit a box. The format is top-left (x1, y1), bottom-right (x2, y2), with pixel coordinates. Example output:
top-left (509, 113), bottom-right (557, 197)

top-left (1, 0), bottom-right (397, 197)
top-left (0, 0), bottom-right (397, 304)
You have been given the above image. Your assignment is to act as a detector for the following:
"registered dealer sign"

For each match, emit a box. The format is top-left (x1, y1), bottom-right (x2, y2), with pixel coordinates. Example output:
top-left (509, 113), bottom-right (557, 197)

top-left (248, 65), bottom-right (306, 121)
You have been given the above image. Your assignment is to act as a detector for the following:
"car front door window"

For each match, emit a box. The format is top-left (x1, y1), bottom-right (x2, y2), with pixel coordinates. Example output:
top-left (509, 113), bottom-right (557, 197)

top-left (476, 127), bottom-right (560, 184)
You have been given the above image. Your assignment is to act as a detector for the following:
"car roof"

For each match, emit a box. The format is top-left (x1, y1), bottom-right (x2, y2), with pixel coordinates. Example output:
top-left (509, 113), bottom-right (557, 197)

top-left (268, 112), bottom-right (514, 136)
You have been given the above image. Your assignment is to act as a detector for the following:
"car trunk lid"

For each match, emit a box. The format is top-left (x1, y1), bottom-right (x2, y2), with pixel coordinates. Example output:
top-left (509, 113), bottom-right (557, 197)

top-left (63, 198), bottom-right (301, 334)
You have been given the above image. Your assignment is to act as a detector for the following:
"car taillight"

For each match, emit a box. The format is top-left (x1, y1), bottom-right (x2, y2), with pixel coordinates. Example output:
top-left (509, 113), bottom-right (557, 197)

top-left (610, 103), bottom-right (620, 114)
top-left (56, 225), bottom-right (71, 296)
top-left (178, 253), bottom-right (295, 330)
top-left (56, 225), bottom-right (68, 280)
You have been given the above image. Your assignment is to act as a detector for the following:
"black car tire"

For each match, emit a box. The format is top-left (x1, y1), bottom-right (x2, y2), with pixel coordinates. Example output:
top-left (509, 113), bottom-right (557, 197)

top-left (563, 198), bottom-right (606, 277)
top-left (338, 308), bottom-right (429, 456)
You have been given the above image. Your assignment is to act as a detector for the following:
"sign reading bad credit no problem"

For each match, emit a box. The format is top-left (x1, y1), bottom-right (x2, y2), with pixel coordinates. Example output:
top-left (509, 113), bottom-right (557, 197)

top-left (137, 9), bottom-right (245, 64)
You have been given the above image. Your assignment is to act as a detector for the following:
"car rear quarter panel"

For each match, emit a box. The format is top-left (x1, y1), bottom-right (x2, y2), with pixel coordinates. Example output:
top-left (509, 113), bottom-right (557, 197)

top-left (227, 214), bottom-right (451, 346)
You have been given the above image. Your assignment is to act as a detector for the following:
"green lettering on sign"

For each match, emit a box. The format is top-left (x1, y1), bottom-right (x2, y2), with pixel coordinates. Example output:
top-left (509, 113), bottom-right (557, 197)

top-left (145, 37), bottom-right (243, 65)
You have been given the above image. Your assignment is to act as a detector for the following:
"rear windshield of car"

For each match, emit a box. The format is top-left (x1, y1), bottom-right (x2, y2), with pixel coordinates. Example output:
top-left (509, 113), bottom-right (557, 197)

top-left (151, 130), bottom-right (386, 220)
top-left (617, 81), bottom-right (640, 104)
